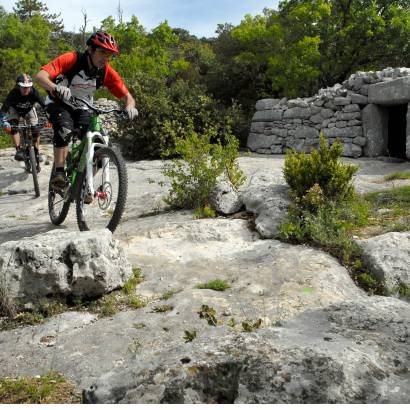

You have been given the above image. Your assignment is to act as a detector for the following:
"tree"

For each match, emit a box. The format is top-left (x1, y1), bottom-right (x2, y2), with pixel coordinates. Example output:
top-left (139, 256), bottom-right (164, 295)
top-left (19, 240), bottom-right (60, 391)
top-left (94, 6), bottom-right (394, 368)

top-left (0, 11), bottom-right (53, 99)
top-left (80, 8), bottom-right (90, 46)
top-left (13, 0), bottom-right (64, 32)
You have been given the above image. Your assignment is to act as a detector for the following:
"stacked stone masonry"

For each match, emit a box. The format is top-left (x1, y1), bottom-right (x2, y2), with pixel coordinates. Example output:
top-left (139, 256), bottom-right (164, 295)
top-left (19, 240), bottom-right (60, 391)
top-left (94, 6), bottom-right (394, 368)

top-left (248, 67), bottom-right (410, 158)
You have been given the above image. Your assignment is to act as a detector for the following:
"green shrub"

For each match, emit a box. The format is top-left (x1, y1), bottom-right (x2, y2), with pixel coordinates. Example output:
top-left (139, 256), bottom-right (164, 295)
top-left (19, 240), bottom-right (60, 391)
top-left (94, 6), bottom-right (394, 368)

top-left (283, 134), bottom-right (358, 208)
top-left (161, 124), bottom-right (245, 211)
top-left (113, 75), bottom-right (247, 160)
top-left (279, 198), bottom-right (369, 264)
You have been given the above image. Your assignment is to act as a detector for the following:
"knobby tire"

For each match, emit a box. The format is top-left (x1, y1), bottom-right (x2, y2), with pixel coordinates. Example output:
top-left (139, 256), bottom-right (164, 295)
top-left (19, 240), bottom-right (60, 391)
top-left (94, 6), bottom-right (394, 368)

top-left (29, 146), bottom-right (40, 197)
top-left (75, 146), bottom-right (127, 233)
top-left (48, 164), bottom-right (71, 225)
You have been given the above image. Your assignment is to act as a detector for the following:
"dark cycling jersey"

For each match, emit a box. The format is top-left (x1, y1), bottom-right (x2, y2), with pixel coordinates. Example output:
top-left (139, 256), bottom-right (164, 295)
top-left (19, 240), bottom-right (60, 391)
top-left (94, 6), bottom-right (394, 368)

top-left (41, 51), bottom-right (129, 104)
top-left (1, 87), bottom-right (45, 116)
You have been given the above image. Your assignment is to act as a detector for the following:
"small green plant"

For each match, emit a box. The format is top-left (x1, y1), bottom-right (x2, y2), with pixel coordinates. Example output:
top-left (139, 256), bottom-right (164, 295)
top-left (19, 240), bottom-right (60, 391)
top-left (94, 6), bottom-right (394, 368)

top-left (196, 279), bottom-right (231, 292)
top-left (122, 267), bottom-right (143, 295)
top-left (99, 294), bottom-right (118, 317)
top-left (194, 205), bottom-right (216, 219)
top-left (384, 171), bottom-right (410, 181)
top-left (127, 338), bottom-right (142, 354)
top-left (152, 304), bottom-right (173, 313)
top-left (183, 330), bottom-right (197, 343)
top-left (356, 272), bottom-right (378, 290)
top-left (198, 304), bottom-right (218, 326)
top-left (398, 285), bottom-right (410, 298)
top-left (0, 372), bottom-right (81, 404)
top-left (127, 295), bottom-right (147, 309)
top-left (37, 298), bottom-right (67, 318)
top-left (161, 123), bottom-right (245, 211)
top-left (72, 296), bottom-right (83, 306)
top-left (133, 322), bottom-right (146, 329)
top-left (227, 318), bottom-right (236, 328)
top-left (160, 289), bottom-right (180, 300)
top-left (241, 319), bottom-right (262, 332)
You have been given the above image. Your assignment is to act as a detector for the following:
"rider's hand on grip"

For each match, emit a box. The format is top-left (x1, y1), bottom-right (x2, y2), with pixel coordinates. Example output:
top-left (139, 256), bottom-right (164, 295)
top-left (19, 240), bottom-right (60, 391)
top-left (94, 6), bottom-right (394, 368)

top-left (54, 85), bottom-right (72, 102)
top-left (126, 106), bottom-right (138, 121)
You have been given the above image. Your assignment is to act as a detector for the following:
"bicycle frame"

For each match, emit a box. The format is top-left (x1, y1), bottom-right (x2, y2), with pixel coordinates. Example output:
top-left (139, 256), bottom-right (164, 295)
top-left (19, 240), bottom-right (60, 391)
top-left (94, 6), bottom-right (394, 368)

top-left (57, 96), bottom-right (126, 202)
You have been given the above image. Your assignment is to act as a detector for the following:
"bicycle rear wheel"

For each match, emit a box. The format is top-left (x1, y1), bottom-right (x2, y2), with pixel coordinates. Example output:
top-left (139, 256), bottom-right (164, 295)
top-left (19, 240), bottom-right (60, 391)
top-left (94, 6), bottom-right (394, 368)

top-left (76, 146), bottom-right (127, 233)
top-left (29, 146), bottom-right (40, 197)
top-left (48, 165), bottom-right (71, 225)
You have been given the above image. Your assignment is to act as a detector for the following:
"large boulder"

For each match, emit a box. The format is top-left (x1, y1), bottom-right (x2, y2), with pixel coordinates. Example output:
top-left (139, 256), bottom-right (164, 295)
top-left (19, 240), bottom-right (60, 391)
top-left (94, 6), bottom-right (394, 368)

top-left (209, 179), bottom-right (243, 215)
top-left (357, 232), bottom-right (410, 292)
top-left (241, 174), bottom-right (290, 238)
top-left (0, 229), bottom-right (132, 301)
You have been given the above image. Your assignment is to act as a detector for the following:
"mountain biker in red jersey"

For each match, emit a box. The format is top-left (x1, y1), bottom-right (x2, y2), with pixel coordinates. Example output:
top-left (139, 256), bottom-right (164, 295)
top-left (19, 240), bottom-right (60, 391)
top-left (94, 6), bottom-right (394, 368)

top-left (1, 74), bottom-right (45, 162)
top-left (35, 30), bottom-right (138, 188)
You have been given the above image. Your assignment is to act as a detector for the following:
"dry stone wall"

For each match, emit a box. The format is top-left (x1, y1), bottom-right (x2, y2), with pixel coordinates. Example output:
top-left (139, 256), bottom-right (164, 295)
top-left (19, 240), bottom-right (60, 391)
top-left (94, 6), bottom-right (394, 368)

top-left (248, 67), bottom-right (410, 157)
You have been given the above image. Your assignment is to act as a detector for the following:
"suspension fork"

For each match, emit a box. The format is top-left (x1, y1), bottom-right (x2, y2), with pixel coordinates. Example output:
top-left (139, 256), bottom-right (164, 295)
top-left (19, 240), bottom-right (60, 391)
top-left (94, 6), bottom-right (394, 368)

top-left (85, 131), bottom-right (109, 196)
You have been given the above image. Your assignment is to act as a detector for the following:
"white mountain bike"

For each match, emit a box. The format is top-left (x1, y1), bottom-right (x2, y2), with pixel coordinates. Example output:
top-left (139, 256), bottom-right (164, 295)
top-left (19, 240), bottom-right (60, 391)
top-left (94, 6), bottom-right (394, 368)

top-left (48, 96), bottom-right (128, 232)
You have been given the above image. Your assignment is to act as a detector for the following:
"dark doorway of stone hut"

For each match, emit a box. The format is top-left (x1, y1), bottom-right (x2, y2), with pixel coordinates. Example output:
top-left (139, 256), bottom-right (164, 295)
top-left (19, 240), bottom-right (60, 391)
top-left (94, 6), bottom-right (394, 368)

top-left (387, 104), bottom-right (407, 159)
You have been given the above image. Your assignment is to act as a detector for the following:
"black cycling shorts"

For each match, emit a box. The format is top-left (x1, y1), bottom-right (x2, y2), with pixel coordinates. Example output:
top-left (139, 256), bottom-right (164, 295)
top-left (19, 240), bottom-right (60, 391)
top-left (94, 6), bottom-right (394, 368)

top-left (46, 103), bottom-right (92, 148)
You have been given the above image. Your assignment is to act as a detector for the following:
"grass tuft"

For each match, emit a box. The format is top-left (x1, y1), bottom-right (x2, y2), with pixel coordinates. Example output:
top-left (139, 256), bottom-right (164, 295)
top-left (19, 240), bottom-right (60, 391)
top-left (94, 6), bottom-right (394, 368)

top-left (122, 267), bottom-right (144, 295)
top-left (383, 171), bottom-right (410, 181)
top-left (196, 279), bottom-right (230, 292)
top-left (0, 372), bottom-right (81, 404)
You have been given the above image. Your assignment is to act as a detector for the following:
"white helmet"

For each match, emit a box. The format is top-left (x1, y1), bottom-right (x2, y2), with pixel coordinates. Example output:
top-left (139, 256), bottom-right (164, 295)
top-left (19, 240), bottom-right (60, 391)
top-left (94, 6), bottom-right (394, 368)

top-left (16, 73), bottom-right (33, 88)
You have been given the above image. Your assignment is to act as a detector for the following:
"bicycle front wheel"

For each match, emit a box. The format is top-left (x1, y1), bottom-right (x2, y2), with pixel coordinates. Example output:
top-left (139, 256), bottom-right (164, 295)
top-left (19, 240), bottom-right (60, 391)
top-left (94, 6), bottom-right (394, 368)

top-left (76, 146), bottom-right (128, 233)
top-left (29, 146), bottom-right (40, 197)
top-left (48, 164), bottom-right (71, 225)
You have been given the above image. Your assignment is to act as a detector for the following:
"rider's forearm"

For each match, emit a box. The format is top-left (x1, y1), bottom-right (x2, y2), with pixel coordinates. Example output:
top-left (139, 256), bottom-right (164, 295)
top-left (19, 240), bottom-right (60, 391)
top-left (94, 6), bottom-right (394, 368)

top-left (35, 70), bottom-right (56, 93)
top-left (121, 93), bottom-right (135, 108)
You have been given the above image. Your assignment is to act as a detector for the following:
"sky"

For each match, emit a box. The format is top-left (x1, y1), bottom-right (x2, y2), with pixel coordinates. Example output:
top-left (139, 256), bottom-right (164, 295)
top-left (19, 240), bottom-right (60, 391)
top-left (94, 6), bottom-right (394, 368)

top-left (1, 0), bottom-right (279, 38)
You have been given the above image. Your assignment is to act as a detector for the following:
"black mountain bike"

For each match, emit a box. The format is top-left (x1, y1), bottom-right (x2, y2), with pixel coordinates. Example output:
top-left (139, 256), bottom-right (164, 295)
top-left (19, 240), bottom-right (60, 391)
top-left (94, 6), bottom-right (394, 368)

top-left (48, 96), bottom-right (128, 233)
top-left (0, 117), bottom-right (48, 198)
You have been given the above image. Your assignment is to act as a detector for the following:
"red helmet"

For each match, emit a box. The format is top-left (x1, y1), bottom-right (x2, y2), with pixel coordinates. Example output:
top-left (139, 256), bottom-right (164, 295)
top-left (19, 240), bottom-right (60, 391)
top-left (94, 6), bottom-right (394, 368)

top-left (86, 31), bottom-right (119, 54)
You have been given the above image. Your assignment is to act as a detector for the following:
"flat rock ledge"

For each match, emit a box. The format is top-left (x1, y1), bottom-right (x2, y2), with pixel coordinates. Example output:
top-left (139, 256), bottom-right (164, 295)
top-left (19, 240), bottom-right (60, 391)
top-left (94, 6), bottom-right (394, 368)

top-left (83, 296), bottom-right (410, 404)
top-left (0, 229), bottom-right (132, 301)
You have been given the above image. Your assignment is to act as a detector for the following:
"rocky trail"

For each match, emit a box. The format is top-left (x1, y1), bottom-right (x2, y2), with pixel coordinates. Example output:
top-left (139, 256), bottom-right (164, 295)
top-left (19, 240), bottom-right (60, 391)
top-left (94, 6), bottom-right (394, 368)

top-left (0, 145), bottom-right (409, 403)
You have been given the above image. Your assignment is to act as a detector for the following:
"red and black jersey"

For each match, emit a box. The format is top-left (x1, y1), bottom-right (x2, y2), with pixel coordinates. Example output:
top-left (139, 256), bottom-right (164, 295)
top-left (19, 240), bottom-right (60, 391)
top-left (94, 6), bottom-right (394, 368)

top-left (1, 87), bottom-right (45, 115)
top-left (41, 51), bottom-right (129, 103)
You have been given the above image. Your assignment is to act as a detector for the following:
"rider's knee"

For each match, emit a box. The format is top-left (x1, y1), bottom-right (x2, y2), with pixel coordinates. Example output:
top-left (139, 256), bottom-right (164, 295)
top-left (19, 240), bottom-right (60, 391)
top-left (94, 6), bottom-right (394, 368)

top-left (9, 119), bottom-right (19, 135)
top-left (53, 126), bottom-right (72, 148)
top-left (30, 125), bottom-right (41, 139)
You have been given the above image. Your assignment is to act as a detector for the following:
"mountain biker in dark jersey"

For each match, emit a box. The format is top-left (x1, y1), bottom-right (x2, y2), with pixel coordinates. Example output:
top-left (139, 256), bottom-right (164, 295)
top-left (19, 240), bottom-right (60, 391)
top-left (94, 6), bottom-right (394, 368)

top-left (35, 30), bottom-right (138, 188)
top-left (1, 74), bottom-right (45, 161)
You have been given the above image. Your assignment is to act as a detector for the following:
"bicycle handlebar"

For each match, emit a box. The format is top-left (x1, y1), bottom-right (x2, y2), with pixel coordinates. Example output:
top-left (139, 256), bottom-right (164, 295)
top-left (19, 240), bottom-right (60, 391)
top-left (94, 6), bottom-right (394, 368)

top-left (68, 96), bottom-right (128, 118)
top-left (0, 117), bottom-right (50, 129)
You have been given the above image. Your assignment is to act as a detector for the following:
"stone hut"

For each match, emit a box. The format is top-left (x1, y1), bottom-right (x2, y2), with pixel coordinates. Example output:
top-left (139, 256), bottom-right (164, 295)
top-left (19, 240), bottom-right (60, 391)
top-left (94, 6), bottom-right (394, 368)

top-left (247, 67), bottom-right (410, 159)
